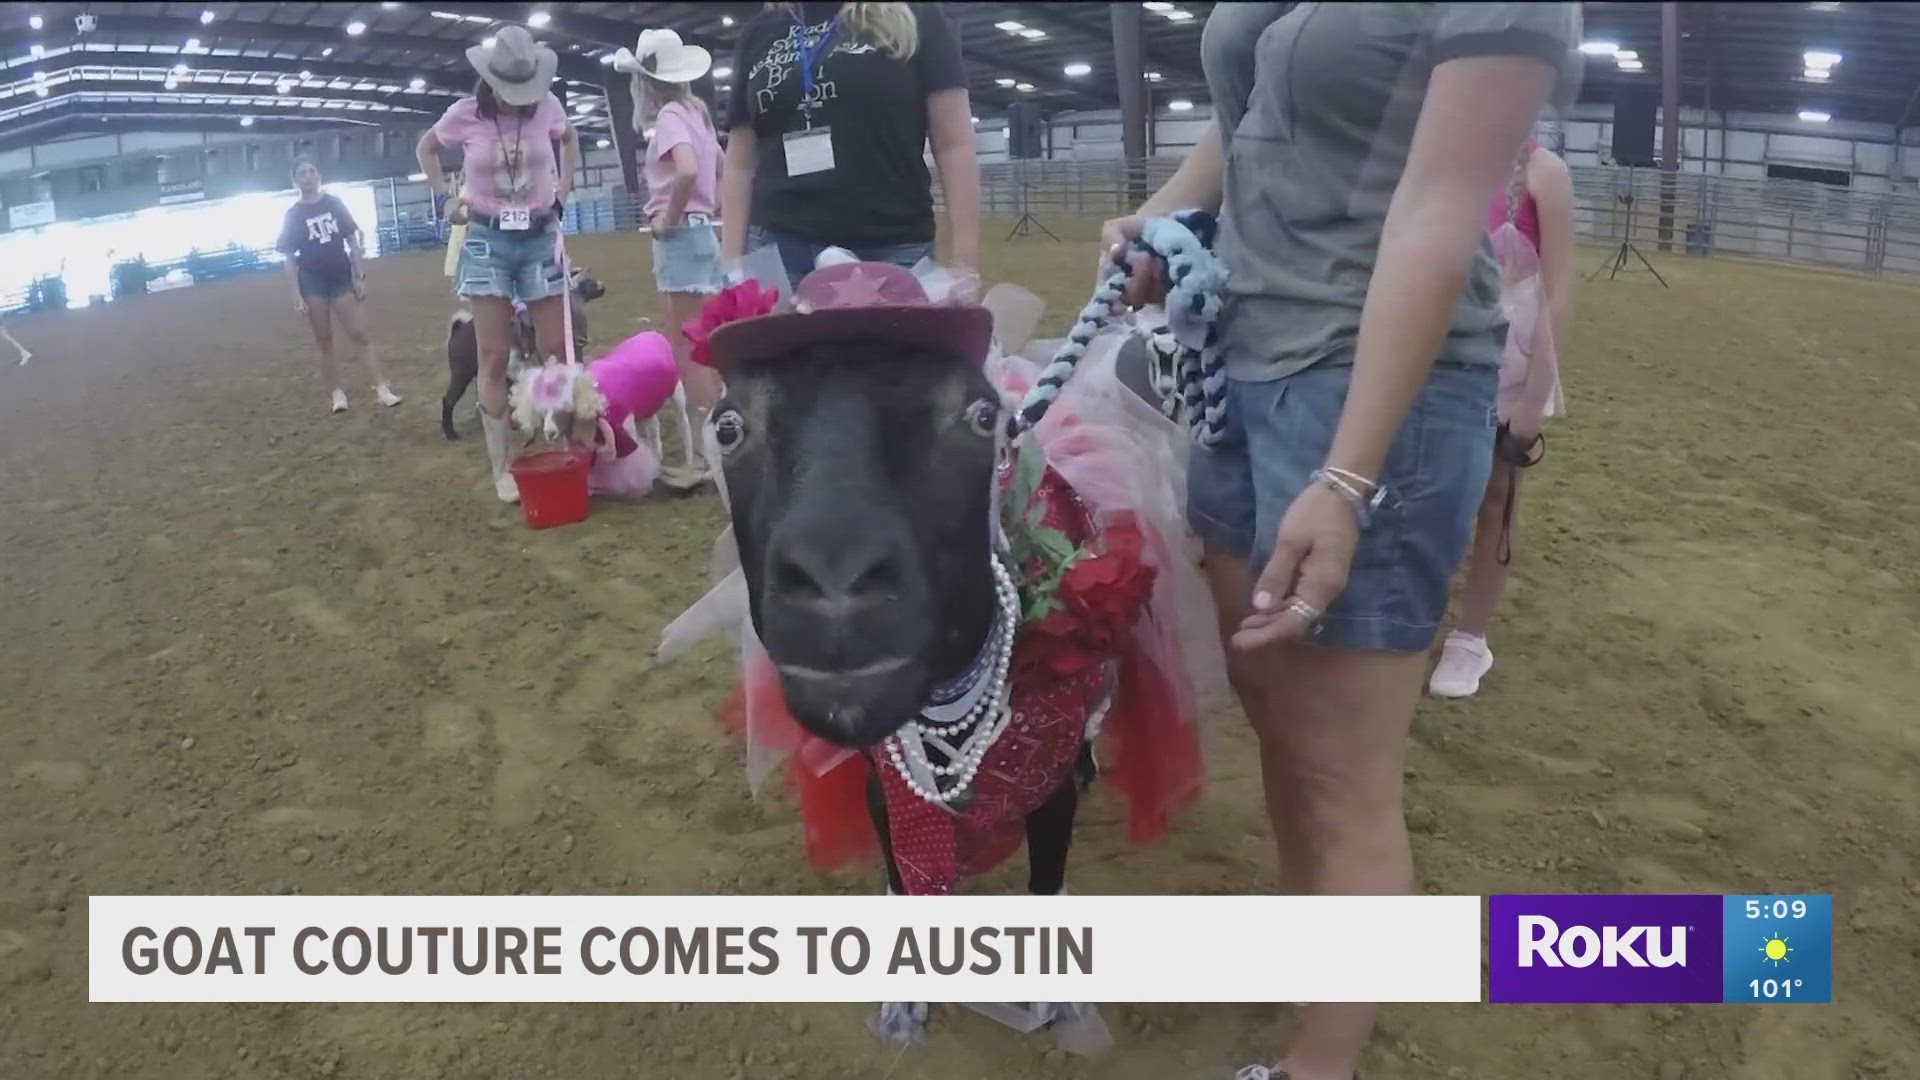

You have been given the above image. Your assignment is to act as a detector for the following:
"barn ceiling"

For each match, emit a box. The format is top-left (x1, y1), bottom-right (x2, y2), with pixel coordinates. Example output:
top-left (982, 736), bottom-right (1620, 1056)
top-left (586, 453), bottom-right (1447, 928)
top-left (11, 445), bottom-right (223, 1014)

top-left (3, 3), bottom-right (1918, 156)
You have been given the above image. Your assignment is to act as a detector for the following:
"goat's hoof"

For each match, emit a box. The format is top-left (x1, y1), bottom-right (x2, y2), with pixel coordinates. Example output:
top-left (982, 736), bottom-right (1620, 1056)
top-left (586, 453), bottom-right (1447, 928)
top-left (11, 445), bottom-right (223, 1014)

top-left (868, 1002), bottom-right (929, 1045)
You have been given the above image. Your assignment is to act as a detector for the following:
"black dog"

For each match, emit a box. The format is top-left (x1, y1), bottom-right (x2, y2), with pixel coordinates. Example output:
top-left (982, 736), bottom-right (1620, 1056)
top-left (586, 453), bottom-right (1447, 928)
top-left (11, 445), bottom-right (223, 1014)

top-left (441, 272), bottom-right (606, 440)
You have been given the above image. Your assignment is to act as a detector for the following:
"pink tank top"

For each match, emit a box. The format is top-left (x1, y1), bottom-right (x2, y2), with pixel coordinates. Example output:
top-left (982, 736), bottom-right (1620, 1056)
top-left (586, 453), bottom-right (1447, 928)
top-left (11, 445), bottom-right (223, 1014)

top-left (1488, 145), bottom-right (1542, 254)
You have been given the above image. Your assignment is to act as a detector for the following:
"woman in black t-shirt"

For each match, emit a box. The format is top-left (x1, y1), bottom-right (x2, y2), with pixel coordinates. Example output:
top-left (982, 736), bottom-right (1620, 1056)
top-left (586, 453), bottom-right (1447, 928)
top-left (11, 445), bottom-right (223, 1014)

top-left (719, 2), bottom-right (980, 292)
top-left (276, 159), bottom-right (400, 415)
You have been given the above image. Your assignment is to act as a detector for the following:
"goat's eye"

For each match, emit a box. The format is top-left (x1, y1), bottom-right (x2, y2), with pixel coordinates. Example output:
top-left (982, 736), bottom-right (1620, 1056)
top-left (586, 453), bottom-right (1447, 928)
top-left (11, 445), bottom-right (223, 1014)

top-left (965, 398), bottom-right (1000, 439)
top-left (711, 408), bottom-right (746, 453)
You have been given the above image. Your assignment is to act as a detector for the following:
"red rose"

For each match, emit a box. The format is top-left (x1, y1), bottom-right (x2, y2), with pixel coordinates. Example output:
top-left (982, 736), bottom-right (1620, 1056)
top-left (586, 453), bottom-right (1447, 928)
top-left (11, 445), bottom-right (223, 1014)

top-left (1061, 525), bottom-right (1156, 629)
top-left (681, 280), bottom-right (781, 368)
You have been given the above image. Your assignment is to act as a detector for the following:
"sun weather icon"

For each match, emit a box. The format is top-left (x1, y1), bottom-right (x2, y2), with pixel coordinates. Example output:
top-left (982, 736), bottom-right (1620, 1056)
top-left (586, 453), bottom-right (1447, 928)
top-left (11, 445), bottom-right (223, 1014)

top-left (1759, 934), bottom-right (1793, 967)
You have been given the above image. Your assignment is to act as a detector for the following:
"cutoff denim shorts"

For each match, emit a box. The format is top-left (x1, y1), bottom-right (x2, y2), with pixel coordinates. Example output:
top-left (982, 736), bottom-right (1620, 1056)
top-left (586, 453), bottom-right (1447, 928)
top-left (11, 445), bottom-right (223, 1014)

top-left (746, 225), bottom-right (934, 287)
top-left (1187, 358), bottom-right (1499, 653)
top-left (652, 218), bottom-right (723, 295)
top-left (456, 219), bottom-right (566, 304)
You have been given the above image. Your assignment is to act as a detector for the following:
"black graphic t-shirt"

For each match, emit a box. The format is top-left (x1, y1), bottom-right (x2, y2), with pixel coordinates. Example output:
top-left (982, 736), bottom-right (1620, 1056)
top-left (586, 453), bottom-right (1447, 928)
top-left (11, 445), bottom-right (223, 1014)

top-left (726, 2), bottom-right (965, 246)
top-left (276, 194), bottom-right (358, 276)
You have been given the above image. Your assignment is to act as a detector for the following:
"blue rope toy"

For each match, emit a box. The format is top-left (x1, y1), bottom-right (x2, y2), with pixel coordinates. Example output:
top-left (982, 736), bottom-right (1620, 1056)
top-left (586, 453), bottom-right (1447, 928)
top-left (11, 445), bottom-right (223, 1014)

top-left (1010, 209), bottom-right (1229, 446)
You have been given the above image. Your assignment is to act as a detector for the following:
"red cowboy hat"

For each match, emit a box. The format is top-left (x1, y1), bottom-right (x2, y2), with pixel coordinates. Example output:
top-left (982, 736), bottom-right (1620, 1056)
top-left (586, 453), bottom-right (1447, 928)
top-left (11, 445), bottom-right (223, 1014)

top-left (704, 262), bottom-right (993, 370)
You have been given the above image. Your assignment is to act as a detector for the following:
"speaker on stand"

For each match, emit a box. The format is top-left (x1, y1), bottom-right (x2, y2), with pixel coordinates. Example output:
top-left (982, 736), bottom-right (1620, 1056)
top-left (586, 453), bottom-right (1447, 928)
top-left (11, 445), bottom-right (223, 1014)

top-left (1005, 101), bottom-right (1058, 242)
top-left (1589, 84), bottom-right (1669, 287)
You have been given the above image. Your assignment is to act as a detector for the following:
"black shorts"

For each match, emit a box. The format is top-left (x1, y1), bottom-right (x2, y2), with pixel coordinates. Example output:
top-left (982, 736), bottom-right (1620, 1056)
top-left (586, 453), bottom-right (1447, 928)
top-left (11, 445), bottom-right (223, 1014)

top-left (297, 264), bottom-right (355, 301)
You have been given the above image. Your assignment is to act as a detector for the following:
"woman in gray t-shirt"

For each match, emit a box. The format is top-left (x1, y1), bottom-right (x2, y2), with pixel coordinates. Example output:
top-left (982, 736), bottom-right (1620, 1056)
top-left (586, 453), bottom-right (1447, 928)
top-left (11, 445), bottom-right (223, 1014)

top-left (1104, 4), bottom-right (1580, 1077)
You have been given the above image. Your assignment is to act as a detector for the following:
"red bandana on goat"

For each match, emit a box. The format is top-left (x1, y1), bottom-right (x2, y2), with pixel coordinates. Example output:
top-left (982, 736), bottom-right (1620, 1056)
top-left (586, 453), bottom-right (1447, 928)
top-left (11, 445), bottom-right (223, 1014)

top-left (718, 456), bottom-right (1202, 896)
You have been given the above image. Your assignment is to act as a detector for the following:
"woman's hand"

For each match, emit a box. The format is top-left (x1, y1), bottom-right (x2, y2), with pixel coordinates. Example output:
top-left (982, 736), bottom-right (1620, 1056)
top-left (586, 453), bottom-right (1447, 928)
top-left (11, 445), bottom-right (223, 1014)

top-left (294, 295), bottom-right (308, 316)
top-left (1097, 214), bottom-right (1168, 310)
top-left (1232, 481), bottom-right (1361, 652)
top-left (649, 212), bottom-right (680, 239)
top-left (444, 194), bottom-right (469, 226)
top-left (351, 276), bottom-right (368, 302)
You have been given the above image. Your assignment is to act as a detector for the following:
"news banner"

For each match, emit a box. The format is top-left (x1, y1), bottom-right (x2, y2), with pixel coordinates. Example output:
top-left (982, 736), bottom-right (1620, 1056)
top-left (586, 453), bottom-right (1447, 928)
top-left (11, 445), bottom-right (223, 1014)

top-left (88, 893), bottom-right (1831, 1004)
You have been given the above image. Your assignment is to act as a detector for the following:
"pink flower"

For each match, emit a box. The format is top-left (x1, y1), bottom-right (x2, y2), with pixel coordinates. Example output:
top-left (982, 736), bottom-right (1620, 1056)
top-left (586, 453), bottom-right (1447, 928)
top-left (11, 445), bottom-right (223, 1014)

top-left (682, 280), bottom-right (781, 368)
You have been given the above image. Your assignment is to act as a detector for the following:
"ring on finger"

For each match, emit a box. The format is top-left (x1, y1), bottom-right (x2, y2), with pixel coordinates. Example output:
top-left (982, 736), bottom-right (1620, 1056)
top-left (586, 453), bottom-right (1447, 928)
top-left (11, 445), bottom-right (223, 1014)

top-left (1284, 596), bottom-right (1321, 622)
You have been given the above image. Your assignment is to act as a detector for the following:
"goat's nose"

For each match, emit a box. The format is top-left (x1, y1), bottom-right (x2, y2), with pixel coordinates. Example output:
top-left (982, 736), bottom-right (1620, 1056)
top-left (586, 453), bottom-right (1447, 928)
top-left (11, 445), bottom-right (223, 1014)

top-left (767, 531), bottom-right (903, 608)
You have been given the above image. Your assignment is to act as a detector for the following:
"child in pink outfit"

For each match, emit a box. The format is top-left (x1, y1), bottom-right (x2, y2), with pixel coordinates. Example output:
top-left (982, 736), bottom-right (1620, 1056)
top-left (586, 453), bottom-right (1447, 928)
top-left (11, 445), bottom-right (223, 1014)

top-left (1431, 138), bottom-right (1573, 700)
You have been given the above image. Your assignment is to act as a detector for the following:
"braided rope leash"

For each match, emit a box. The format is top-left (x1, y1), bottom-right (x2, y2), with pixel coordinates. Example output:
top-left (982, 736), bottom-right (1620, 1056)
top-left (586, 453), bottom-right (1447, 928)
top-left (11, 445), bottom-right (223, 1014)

top-left (1010, 210), bottom-right (1229, 446)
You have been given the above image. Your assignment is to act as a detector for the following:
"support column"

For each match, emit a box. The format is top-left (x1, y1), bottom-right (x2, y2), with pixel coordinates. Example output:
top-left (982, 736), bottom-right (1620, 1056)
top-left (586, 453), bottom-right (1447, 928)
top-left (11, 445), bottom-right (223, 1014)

top-left (1658, 0), bottom-right (1681, 251)
top-left (605, 78), bottom-right (643, 226)
top-left (1112, 2), bottom-right (1147, 205)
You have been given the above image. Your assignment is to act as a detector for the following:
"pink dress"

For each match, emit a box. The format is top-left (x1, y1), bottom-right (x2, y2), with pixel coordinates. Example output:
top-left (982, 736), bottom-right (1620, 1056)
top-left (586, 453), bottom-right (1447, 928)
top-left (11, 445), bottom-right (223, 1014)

top-left (1488, 155), bottom-right (1563, 422)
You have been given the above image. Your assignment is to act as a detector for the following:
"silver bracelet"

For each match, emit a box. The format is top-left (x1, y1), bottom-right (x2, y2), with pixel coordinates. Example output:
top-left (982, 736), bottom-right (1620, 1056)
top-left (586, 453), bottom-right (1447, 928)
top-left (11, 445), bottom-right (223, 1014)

top-left (1311, 467), bottom-right (1389, 529)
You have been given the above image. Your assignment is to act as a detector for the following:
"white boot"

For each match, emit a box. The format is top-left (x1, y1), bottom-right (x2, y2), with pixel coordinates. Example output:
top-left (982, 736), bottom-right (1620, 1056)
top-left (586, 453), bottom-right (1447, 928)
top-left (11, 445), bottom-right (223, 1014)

top-left (479, 408), bottom-right (520, 504)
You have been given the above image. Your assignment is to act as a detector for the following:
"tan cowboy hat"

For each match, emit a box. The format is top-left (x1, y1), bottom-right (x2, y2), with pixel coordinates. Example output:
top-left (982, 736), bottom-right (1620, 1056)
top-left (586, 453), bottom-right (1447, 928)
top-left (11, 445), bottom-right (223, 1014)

top-left (466, 25), bottom-right (558, 107)
top-left (611, 28), bottom-right (712, 85)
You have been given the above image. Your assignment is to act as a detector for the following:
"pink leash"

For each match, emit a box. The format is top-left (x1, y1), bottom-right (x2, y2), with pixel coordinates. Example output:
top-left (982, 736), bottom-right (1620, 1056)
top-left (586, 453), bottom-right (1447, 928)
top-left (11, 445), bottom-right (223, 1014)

top-left (553, 220), bottom-right (576, 365)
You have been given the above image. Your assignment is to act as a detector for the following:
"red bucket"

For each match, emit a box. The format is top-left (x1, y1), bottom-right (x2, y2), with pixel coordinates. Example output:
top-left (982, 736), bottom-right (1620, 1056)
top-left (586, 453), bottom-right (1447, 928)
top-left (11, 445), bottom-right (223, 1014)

top-left (508, 447), bottom-right (592, 530)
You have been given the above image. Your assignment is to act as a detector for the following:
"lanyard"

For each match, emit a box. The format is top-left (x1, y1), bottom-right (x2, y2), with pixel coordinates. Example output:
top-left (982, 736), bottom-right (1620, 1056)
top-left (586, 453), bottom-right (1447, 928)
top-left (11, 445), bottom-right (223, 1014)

top-left (491, 113), bottom-right (527, 197)
top-left (795, 13), bottom-right (840, 125)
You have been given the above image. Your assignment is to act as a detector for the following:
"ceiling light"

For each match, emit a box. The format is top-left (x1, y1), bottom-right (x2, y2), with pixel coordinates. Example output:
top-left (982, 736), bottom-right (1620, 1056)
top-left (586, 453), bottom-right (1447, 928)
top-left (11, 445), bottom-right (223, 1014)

top-left (1810, 1), bottom-right (1842, 9)
top-left (996, 77), bottom-right (1016, 87)
top-left (713, 66), bottom-right (732, 79)
top-left (1145, 70), bottom-right (1163, 82)
top-left (173, 62), bottom-right (189, 74)
top-left (300, 69), bottom-right (312, 78)
top-left (321, 47), bottom-right (333, 56)
top-left (383, 2), bottom-right (402, 8)
top-left (1799, 110), bottom-right (1831, 122)
top-left (722, 16), bottom-right (734, 26)
top-left (1019, 28), bottom-right (1047, 39)
top-left (1015, 82), bottom-right (1034, 92)
top-left (1579, 40), bottom-right (1621, 55)
top-left (164, 76), bottom-right (179, 89)
top-left (200, 9), bottom-right (215, 23)
top-left (1804, 50), bottom-right (1842, 67)
top-left (346, 20), bottom-right (367, 35)
top-left (1617, 59), bottom-right (1644, 71)
top-left (409, 76), bottom-right (426, 90)
top-left (35, 86), bottom-right (49, 96)
top-left (29, 14), bottom-right (43, 30)
top-left (482, 35), bottom-right (496, 48)
top-left (184, 38), bottom-right (202, 51)
top-left (277, 82), bottom-right (291, 93)
top-left (970, 115), bottom-right (978, 124)
top-left (1168, 98), bottom-right (1194, 112)
top-left (1064, 62), bottom-right (1091, 77)
top-left (240, 116), bottom-right (254, 126)
top-left (1144, 2), bottom-right (1175, 10)
top-left (1613, 50), bottom-right (1638, 61)
top-left (1804, 67), bottom-right (1830, 80)
top-left (527, 10), bottom-right (551, 28)
top-left (994, 21), bottom-right (1026, 32)
top-left (33, 70), bottom-right (47, 82)
top-left (1163, 10), bottom-right (1194, 21)
top-left (596, 137), bottom-right (611, 148)
top-left (30, 44), bottom-right (44, 58)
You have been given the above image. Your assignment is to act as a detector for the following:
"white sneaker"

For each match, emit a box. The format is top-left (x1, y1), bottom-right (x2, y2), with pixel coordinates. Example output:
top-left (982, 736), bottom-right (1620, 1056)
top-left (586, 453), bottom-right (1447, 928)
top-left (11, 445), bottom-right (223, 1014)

top-left (1428, 631), bottom-right (1493, 698)
top-left (330, 389), bottom-right (349, 414)
top-left (375, 384), bottom-right (403, 407)
top-left (493, 472), bottom-right (520, 504)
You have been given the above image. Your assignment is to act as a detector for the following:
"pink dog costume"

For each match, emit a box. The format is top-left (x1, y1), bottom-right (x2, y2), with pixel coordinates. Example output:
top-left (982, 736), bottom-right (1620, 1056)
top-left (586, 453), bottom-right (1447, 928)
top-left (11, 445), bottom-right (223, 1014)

top-left (584, 330), bottom-right (681, 497)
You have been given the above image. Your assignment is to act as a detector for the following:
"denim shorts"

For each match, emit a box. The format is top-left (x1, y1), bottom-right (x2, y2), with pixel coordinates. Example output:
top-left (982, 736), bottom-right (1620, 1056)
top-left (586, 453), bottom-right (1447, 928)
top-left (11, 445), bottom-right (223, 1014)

top-left (456, 220), bottom-right (566, 304)
top-left (296, 263), bottom-right (353, 302)
top-left (652, 219), bottom-right (722, 295)
top-left (746, 225), bottom-right (934, 286)
top-left (1187, 359), bottom-right (1498, 653)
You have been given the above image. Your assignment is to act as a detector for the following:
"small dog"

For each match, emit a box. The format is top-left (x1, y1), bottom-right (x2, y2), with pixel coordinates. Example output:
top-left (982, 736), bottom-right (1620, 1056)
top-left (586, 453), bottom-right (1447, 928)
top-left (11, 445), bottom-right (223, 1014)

top-left (441, 269), bottom-right (606, 440)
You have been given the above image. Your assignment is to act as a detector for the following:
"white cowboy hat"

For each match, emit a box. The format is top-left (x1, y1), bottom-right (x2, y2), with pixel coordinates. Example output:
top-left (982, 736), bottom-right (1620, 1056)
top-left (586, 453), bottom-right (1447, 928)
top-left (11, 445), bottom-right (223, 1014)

top-left (610, 28), bottom-right (712, 85)
top-left (466, 25), bottom-right (558, 107)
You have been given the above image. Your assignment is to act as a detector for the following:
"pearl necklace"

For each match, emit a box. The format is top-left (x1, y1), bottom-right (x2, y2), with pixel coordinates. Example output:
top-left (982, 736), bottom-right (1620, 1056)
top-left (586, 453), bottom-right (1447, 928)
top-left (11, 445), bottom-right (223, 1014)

top-left (883, 551), bottom-right (1021, 807)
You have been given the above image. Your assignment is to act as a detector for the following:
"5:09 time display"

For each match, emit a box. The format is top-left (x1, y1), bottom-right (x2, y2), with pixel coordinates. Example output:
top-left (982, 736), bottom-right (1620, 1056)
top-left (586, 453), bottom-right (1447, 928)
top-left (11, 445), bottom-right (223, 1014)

top-left (1743, 899), bottom-right (1808, 920)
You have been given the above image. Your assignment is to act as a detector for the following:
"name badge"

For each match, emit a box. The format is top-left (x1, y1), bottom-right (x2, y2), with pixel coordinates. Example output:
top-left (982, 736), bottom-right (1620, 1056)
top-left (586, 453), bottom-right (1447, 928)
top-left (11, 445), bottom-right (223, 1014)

top-left (783, 128), bottom-right (834, 177)
top-left (498, 206), bottom-right (532, 231)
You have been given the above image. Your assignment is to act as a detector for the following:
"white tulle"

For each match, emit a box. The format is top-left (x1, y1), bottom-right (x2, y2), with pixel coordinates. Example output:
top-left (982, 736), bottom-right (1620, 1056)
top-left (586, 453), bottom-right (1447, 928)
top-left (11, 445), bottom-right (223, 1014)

top-left (1490, 221), bottom-right (1564, 421)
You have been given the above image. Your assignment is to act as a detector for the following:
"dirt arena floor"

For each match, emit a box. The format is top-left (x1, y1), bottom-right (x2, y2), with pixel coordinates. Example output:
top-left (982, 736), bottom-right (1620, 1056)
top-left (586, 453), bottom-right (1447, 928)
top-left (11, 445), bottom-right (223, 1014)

top-left (2, 218), bottom-right (1917, 1080)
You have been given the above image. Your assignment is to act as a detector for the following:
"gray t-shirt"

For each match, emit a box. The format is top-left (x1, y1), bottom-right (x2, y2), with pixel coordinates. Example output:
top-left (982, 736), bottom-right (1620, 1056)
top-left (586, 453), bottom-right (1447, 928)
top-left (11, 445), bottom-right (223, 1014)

top-left (1203, 2), bottom-right (1582, 381)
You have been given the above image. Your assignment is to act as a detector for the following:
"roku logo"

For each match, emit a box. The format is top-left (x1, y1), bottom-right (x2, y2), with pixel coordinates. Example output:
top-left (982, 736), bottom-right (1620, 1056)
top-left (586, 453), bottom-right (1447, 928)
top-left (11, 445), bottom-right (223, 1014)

top-left (1516, 916), bottom-right (1688, 969)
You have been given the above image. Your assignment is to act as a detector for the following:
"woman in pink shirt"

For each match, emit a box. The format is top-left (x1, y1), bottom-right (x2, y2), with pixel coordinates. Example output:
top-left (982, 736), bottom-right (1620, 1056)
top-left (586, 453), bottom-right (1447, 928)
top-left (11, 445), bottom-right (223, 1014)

top-left (614, 30), bottom-right (726, 468)
top-left (1430, 135), bottom-right (1575, 698)
top-left (416, 27), bottom-right (580, 504)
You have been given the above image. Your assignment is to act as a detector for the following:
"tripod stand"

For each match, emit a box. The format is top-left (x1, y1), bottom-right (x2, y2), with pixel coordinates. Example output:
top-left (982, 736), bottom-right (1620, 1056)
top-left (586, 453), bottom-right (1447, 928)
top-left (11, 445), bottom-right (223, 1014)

top-left (1005, 159), bottom-right (1058, 242)
top-left (1587, 164), bottom-right (1669, 287)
